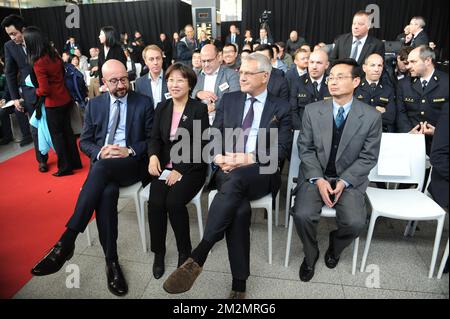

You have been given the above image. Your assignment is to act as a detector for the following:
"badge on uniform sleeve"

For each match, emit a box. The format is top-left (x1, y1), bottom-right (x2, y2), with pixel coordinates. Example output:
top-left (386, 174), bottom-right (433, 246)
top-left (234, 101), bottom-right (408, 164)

top-left (219, 82), bottom-right (230, 92)
top-left (164, 92), bottom-right (172, 99)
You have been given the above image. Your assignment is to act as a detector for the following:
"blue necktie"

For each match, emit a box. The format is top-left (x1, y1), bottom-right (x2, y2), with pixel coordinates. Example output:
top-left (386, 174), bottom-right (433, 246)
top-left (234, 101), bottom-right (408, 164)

top-left (235, 97), bottom-right (256, 152)
top-left (335, 107), bottom-right (345, 129)
top-left (107, 100), bottom-right (121, 145)
top-left (350, 40), bottom-right (361, 60)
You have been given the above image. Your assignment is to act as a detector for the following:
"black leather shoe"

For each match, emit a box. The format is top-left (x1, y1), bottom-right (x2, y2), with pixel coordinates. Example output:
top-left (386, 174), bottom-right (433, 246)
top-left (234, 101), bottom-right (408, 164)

top-left (0, 137), bottom-right (13, 145)
top-left (31, 241), bottom-right (75, 276)
top-left (39, 162), bottom-right (48, 173)
top-left (325, 233), bottom-right (340, 269)
top-left (152, 253), bottom-right (165, 279)
top-left (19, 135), bottom-right (33, 147)
top-left (299, 252), bottom-right (319, 282)
top-left (177, 253), bottom-right (189, 268)
top-left (52, 170), bottom-right (74, 177)
top-left (106, 261), bottom-right (128, 296)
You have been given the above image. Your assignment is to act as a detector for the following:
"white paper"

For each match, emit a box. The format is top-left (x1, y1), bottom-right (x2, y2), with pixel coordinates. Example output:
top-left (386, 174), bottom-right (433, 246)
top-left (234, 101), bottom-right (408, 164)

top-left (377, 134), bottom-right (411, 176)
top-left (158, 169), bottom-right (182, 181)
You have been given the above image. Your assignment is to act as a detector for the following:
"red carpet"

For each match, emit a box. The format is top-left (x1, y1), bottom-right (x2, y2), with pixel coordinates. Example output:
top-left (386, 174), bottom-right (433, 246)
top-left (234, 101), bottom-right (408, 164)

top-left (0, 148), bottom-right (90, 299)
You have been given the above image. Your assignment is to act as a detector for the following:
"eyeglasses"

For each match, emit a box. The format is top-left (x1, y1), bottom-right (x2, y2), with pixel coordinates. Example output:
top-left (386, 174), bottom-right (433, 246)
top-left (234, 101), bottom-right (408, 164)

top-left (201, 55), bottom-right (218, 65)
top-left (107, 76), bottom-right (129, 86)
top-left (167, 78), bottom-right (188, 85)
top-left (328, 75), bottom-right (354, 82)
top-left (239, 70), bottom-right (266, 77)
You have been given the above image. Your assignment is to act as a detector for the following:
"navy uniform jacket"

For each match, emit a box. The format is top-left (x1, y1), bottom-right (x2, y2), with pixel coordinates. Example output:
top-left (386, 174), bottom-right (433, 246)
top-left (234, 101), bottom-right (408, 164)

top-left (268, 68), bottom-right (289, 102)
top-left (354, 78), bottom-right (396, 132)
top-left (289, 73), bottom-right (331, 130)
top-left (396, 69), bottom-right (449, 152)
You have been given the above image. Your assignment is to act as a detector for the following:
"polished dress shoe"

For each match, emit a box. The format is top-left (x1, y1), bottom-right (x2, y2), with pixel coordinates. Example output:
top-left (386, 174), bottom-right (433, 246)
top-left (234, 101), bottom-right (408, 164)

top-left (325, 233), bottom-right (340, 269)
top-left (0, 136), bottom-right (13, 145)
top-left (19, 135), bottom-right (33, 147)
top-left (299, 252), bottom-right (319, 282)
top-left (177, 253), bottom-right (190, 268)
top-left (31, 241), bottom-right (75, 276)
top-left (38, 162), bottom-right (48, 173)
top-left (228, 290), bottom-right (246, 299)
top-left (152, 253), bottom-right (165, 279)
top-left (106, 261), bottom-right (128, 296)
top-left (52, 170), bottom-right (74, 177)
top-left (163, 258), bottom-right (202, 294)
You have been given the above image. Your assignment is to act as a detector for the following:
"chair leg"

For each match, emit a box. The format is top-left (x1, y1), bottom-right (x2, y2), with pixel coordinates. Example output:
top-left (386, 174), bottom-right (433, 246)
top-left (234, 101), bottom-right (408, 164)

top-left (284, 215), bottom-right (294, 267)
top-left (437, 240), bottom-right (449, 279)
top-left (429, 216), bottom-right (445, 278)
top-left (139, 195), bottom-right (148, 250)
top-left (133, 194), bottom-right (147, 252)
top-left (404, 220), bottom-right (418, 237)
top-left (275, 191), bottom-right (280, 227)
top-left (266, 204), bottom-right (273, 265)
top-left (194, 198), bottom-right (204, 241)
top-left (360, 213), bottom-right (379, 272)
top-left (285, 183), bottom-right (292, 228)
top-left (86, 223), bottom-right (92, 246)
top-left (352, 237), bottom-right (359, 275)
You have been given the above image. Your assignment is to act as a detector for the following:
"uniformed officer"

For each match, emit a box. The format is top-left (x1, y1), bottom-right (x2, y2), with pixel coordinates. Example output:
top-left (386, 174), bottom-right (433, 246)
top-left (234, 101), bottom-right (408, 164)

top-left (290, 49), bottom-right (331, 130)
top-left (396, 45), bottom-right (449, 153)
top-left (355, 53), bottom-right (397, 132)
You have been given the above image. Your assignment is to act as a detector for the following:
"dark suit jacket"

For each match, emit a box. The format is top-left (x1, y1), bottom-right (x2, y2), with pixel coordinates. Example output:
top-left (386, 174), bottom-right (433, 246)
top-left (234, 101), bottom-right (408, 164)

top-left (98, 45), bottom-right (127, 80)
top-left (80, 91), bottom-right (154, 183)
top-left (225, 34), bottom-right (243, 50)
top-left (3, 40), bottom-right (36, 104)
top-left (148, 98), bottom-right (209, 176)
top-left (209, 91), bottom-right (293, 196)
top-left (409, 30), bottom-right (430, 48)
top-left (330, 33), bottom-right (385, 65)
top-left (298, 99), bottom-right (382, 193)
top-left (268, 68), bottom-right (289, 101)
top-left (135, 73), bottom-right (168, 109)
top-left (428, 105), bottom-right (449, 208)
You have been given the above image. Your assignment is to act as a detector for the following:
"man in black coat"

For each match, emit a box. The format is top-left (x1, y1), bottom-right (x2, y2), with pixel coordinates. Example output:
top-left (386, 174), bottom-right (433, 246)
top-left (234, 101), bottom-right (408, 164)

top-left (404, 17), bottom-right (430, 48)
top-left (330, 11), bottom-right (384, 65)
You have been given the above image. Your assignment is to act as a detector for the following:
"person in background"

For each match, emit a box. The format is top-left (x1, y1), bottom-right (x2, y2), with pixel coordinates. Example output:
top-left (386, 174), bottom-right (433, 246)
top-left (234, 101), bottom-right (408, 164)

top-left (222, 43), bottom-right (240, 72)
top-left (276, 42), bottom-right (294, 70)
top-left (191, 49), bottom-right (202, 76)
top-left (24, 26), bottom-right (82, 176)
top-left (198, 30), bottom-right (210, 49)
top-left (63, 36), bottom-right (80, 55)
top-left (158, 33), bottom-right (172, 70)
top-left (286, 30), bottom-right (306, 56)
top-left (74, 48), bottom-right (89, 72)
top-left (147, 63), bottom-right (209, 280)
top-left (88, 47), bottom-right (101, 98)
top-left (176, 25), bottom-right (198, 66)
top-left (172, 32), bottom-right (180, 65)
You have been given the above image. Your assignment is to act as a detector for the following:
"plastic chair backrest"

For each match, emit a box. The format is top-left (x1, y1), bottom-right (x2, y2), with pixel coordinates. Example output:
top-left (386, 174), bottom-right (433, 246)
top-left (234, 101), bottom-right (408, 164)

top-left (135, 63), bottom-right (142, 78)
top-left (368, 133), bottom-right (426, 190)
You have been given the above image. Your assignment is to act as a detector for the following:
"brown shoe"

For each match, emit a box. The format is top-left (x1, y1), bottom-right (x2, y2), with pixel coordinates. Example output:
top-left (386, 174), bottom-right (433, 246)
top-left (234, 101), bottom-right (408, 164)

top-left (228, 290), bottom-right (246, 299)
top-left (163, 258), bottom-right (202, 294)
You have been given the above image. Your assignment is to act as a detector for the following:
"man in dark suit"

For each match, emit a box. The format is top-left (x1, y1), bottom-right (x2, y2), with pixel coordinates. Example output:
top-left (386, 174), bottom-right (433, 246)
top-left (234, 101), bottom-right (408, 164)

top-left (1, 14), bottom-right (45, 169)
top-left (225, 24), bottom-right (243, 52)
top-left (135, 45), bottom-right (168, 109)
top-left (290, 49), bottom-right (331, 130)
top-left (355, 53), bottom-right (397, 132)
top-left (330, 11), bottom-right (385, 65)
top-left (292, 59), bottom-right (382, 282)
top-left (157, 33), bottom-right (172, 70)
top-left (256, 27), bottom-right (274, 45)
top-left (396, 45), bottom-right (448, 154)
top-left (163, 53), bottom-right (292, 299)
top-left (30, 60), bottom-right (154, 297)
top-left (63, 36), bottom-right (80, 55)
top-left (255, 44), bottom-right (289, 101)
top-left (404, 17), bottom-right (430, 48)
top-left (176, 24), bottom-right (198, 66)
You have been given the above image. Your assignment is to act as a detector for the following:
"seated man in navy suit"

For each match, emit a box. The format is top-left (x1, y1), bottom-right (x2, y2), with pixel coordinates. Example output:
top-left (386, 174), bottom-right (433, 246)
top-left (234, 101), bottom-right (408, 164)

top-left (30, 59), bottom-right (154, 297)
top-left (163, 53), bottom-right (292, 299)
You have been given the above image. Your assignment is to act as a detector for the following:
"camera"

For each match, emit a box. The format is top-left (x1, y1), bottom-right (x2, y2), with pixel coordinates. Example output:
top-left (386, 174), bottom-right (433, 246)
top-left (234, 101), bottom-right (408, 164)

top-left (259, 10), bottom-right (272, 24)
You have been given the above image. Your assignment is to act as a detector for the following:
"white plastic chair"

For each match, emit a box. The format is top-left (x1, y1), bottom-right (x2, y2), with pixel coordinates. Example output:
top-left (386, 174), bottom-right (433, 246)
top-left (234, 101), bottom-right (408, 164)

top-left (285, 206), bottom-right (359, 274)
top-left (285, 130), bottom-right (300, 228)
top-left (135, 63), bottom-right (142, 78)
top-left (437, 240), bottom-right (449, 279)
top-left (85, 182), bottom-right (146, 251)
top-left (139, 183), bottom-right (205, 243)
top-left (208, 189), bottom-right (280, 264)
top-left (360, 133), bottom-right (446, 278)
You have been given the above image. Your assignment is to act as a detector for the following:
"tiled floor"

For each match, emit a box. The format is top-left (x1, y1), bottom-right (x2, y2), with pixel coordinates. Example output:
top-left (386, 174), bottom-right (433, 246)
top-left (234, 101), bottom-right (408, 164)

top-left (2, 132), bottom-right (448, 299)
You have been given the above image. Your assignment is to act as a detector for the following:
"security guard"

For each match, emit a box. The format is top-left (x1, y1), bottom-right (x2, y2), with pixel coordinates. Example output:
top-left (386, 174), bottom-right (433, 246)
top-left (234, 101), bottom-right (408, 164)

top-left (396, 45), bottom-right (448, 153)
top-left (290, 49), bottom-right (331, 130)
top-left (355, 53), bottom-right (397, 132)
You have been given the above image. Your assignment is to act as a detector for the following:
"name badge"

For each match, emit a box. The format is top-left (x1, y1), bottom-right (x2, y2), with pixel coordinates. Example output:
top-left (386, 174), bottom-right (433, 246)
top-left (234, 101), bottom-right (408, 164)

top-left (379, 97), bottom-right (389, 103)
top-left (323, 96), bottom-right (332, 100)
top-left (164, 92), bottom-right (172, 99)
top-left (357, 95), bottom-right (364, 99)
top-left (298, 93), bottom-right (307, 98)
top-left (219, 82), bottom-right (230, 92)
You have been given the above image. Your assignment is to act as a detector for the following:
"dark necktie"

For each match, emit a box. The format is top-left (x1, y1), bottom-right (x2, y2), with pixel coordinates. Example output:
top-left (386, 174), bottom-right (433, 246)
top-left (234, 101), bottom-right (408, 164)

top-left (335, 107), bottom-right (345, 129)
top-left (312, 81), bottom-right (319, 98)
top-left (107, 100), bottom-right (121, 145)
top-left (422, 80), bottom-right (428, 91)
top-left (370, 82), bottom-right (377, 92)
top-left (236, 97), bottom-right (256, 153)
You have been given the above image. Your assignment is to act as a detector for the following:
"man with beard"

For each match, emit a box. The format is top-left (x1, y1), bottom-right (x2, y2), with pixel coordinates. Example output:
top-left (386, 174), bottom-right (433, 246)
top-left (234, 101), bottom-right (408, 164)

top-left (30, 59), bottom-right (154, 297)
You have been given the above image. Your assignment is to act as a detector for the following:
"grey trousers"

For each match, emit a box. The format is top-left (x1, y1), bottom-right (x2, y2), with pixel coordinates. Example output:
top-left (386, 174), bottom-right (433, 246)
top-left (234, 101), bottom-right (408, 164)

top-left (292, 181), bottom-right (368, 267)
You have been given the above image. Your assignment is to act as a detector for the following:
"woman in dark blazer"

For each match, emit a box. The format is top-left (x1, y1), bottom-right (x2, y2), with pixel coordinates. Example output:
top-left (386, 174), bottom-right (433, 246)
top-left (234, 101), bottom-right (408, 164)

top-left (24, 26), bottom-right (82, 176)
top-left (147, 63), bottom-right (209, 279)
top-left (97, 26), bottom-right (127, 85)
